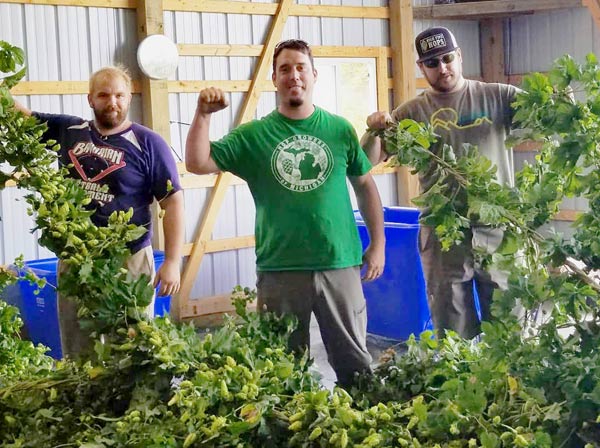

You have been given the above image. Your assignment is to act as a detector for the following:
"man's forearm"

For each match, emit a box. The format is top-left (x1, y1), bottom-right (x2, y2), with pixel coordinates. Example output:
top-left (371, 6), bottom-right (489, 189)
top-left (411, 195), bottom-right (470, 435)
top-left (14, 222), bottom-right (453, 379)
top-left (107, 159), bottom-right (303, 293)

top-left (10, 94), bottom-right (33, 116)
top-left (185, 111), bottom-right (216, 174)
top-left (360, 132), bottom-right (386, 166)
top-left (354, 177), bottom-right (385, 248)
top-left (161, 191), bottom-right (185, 263)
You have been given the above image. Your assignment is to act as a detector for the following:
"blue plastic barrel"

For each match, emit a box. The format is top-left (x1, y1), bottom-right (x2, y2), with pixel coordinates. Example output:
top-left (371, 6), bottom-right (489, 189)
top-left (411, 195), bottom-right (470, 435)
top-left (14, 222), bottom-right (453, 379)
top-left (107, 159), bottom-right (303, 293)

top-left (18, 258), bottom-right (62, 359)
top-left (17, 251), bottom-right (172, 359)
top-left (355, 207), bottom-right (432, 340)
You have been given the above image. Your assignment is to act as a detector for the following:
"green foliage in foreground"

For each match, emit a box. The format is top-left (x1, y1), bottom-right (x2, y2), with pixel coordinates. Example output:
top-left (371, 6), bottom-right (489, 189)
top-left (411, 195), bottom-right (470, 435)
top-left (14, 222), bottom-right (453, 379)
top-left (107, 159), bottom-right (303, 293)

top-left (1, 41), bottom-right (600, 447)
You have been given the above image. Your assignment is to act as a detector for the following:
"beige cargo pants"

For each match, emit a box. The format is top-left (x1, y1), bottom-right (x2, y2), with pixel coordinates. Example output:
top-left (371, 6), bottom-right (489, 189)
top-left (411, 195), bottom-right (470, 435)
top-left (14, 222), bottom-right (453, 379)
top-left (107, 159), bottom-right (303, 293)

top-left (57, 245), bottom-right (155, 359)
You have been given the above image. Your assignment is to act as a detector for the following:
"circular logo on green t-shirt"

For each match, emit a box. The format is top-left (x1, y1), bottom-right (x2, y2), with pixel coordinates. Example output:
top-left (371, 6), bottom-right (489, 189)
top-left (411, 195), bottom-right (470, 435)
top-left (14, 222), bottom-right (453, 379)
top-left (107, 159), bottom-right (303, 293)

top-left (271, 135), bottom-right (333, 192)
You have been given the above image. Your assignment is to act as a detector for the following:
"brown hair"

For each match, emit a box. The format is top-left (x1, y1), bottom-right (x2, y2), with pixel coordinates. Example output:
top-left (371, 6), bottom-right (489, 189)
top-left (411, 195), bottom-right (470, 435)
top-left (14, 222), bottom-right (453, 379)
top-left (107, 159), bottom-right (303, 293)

top-left (89, 65), bottom-right (132, 94)
top-left (272, 39), bottom-right (314, 73)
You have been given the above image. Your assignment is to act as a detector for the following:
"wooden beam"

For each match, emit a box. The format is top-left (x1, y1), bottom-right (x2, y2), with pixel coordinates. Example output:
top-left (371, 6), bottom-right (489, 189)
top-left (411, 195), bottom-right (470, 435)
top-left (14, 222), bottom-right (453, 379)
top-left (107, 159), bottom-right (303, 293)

top-left (414, 0), bottom-right (584, 20)
top-left (168, 80), bottom-right (275, 93)
top-left (136, 0), bottom-right (171, 271)
top-left (582, 0), bottom-right (600, 29)
top-left (178, 44), bottom-right (391, 58)
top-left (164, 0), bottom-right (388, 18)
top-left (313, 46), bottom-right (392, 58)
top-left (0, 0), bottom-right (134, 7)
top-left (236, 2), bottom-right (291, 125)
top-left (376, 46), bottom-right (389, 112)
top-left (480, 18), bottom-right (507, 83)
top-left (178, 0), bottom-right (293, 320)
top-left (179, 173), bottom-right (246, 189)
top-left (137, 0), bottom-right (170, 140)
top-left (178, 171), bottom-right (233, 319)
top-left (11, 80), bottom-right (138, 95)
top-left (291, 4), bottom-right (388, 19)
top-left (180, 236), bottom-right (256, 257)
top-left (513, 141), bottom-right (542, 152)
top-left (184, 293), bottom-right (256, 319)
top-left (178, 44), bottom-right (264, 57)
top-left (390, 0), bottom-right (415, 107)
top-left (390, 0), bottom-right (419, 206)
top-left (554, 209), bottom-right (580, 221)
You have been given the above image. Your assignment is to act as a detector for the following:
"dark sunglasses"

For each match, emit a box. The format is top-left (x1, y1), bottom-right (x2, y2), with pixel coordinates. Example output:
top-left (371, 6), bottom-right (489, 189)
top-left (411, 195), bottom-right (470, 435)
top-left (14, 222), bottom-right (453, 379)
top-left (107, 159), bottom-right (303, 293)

top-left (422, 52), bottom-right (456, 69)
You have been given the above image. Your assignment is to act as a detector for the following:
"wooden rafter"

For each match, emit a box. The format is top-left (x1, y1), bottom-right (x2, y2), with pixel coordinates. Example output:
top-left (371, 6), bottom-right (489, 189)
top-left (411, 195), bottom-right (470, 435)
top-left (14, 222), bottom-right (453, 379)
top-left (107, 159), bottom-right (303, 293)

top-left (1, 0), bottom-right (388, 18)
top-left (136, 0), bottom-right (170, 259)
top-left (175, 0), bottom-right (294, 320)
top-left (414, 0), bottom-right (584, 20)
top-left (583, 0), bottom-right (600, 28)
top-left (480, 18), bottom-right (506, 83)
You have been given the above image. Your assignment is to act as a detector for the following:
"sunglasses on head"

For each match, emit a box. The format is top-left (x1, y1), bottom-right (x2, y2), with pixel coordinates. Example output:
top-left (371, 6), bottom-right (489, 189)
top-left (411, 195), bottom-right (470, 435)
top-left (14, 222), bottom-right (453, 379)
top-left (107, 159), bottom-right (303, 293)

top-left (422, 52), bottom-right (456, 69)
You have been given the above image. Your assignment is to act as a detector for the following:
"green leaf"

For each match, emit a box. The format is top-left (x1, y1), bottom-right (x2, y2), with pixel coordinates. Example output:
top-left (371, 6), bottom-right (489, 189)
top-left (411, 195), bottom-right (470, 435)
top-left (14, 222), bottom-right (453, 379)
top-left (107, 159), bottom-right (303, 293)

top-left (480, 432), bottom-right (500, 448)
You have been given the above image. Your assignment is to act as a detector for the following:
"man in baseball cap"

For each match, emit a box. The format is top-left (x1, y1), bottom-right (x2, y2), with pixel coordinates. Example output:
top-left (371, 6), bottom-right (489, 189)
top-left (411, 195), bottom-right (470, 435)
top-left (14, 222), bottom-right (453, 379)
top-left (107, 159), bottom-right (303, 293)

top-left (362, 26), bottom-right (523, 340)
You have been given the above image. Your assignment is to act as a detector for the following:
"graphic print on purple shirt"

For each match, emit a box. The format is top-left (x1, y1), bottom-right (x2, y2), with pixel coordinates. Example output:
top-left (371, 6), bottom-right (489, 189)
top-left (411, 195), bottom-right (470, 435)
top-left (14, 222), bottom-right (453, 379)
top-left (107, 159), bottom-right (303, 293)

top-left (68, 141), bottom-right (127, 205)
top-left (33, 112), bottom-right (182, 252)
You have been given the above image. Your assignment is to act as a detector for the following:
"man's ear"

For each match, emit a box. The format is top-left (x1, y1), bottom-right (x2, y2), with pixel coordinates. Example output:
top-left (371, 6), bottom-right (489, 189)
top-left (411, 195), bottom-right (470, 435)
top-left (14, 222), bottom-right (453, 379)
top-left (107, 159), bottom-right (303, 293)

top-left (313, 68), bottom-right (318, 81)
top-left (87, 93), bottom-right (93, 108)
top-left (416, 62), bottom-right (425, 77)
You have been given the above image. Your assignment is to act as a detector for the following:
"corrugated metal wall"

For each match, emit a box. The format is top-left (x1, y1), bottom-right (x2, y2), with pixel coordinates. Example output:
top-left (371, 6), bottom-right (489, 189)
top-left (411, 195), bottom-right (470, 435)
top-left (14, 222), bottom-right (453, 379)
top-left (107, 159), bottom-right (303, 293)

top-left (0, 0), bottom-right (597, 296)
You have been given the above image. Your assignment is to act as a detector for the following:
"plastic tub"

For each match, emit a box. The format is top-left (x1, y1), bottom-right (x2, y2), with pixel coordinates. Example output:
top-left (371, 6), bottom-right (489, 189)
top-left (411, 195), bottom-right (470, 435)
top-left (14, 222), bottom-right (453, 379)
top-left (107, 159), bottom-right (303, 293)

top-left (355, 206), bottom-right (432, 340)
top-left (18, 258), bottom-right (62, 358)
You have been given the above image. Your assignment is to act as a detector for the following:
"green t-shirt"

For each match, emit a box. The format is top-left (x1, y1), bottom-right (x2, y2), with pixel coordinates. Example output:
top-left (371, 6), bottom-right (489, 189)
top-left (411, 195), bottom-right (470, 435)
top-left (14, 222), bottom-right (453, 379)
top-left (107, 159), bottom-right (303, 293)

top-left (211, 107), bottom-right (372, 271)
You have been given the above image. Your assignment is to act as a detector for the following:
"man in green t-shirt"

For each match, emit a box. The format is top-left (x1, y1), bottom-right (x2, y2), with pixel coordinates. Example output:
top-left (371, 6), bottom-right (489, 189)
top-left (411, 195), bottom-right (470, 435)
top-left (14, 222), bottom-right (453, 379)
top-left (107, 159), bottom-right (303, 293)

top-left (362, 27), bottom-right (520, 340)
top-left (185, 39), bottom-right (385, 387)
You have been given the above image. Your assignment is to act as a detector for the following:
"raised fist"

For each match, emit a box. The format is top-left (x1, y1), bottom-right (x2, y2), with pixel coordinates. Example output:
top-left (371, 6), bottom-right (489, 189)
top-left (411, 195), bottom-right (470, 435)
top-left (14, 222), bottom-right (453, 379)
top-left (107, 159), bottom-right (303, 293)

top-left (197, 87), bottom-right (229, 114)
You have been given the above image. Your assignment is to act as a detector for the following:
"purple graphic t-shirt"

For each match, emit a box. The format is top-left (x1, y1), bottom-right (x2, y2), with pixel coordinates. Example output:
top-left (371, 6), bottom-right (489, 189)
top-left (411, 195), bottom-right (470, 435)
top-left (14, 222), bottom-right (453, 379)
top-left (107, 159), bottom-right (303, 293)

top-left (34, 113), bottom-right (182, 253)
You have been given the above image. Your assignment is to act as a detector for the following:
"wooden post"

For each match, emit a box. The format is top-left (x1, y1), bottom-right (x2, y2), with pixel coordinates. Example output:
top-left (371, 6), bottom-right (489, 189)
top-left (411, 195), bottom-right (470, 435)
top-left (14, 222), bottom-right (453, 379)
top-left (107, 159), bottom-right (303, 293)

top-left (480, 18), bottom-right (506, 83)
top-left (389, 0), bottom-right (419, 206)
top-left (376, 46), bottom-right (390, 112)
top-left (137, 0), bottom-right (170, 256)
top-left (136, 0), bottom-right (171, 141)
top-left (583, 0), bottom-right (600, 29)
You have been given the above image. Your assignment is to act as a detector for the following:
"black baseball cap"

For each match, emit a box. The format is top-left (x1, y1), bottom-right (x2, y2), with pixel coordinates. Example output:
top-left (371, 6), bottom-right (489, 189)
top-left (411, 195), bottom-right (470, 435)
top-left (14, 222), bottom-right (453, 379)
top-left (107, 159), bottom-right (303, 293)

top-left (415, 27), bottom-right (459, 63)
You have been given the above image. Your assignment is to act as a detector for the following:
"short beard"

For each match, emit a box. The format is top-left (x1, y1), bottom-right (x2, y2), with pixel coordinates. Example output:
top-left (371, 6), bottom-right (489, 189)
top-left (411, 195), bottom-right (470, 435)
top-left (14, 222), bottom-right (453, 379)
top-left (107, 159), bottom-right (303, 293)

top-left (94, 109), bottom-right (126, 130)
top-left (289, 98), bottom-right (304, 108)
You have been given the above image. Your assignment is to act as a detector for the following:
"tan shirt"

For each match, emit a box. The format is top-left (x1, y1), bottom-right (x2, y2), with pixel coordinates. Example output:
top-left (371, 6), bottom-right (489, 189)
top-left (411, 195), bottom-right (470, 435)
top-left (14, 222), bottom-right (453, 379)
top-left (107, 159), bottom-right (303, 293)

top-left (392, 79), bottom-right (520, 194)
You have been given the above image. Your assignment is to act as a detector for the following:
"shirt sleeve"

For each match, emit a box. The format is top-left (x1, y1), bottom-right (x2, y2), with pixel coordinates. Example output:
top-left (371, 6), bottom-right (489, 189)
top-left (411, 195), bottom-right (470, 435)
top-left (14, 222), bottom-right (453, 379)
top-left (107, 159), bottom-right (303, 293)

top-left (210, 123), bottom-right (253, 179)
top-left (32, 112), bottom-right (82, 143)
top-left (146, 130), bottom-right (182, 201)
top-left (345, 120), bottom-right (372, 177)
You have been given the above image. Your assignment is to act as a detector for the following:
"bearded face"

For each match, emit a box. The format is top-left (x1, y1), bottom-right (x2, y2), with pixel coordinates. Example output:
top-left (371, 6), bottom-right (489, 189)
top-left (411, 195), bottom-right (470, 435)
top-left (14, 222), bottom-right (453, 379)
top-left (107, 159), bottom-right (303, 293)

top-left (88, 75), bottom-right (132, 131)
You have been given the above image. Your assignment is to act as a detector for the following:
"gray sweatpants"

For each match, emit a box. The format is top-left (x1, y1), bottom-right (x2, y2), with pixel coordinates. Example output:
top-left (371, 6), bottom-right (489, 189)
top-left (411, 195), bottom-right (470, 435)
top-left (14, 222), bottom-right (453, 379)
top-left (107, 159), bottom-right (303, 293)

top-left (419, 225), bottom-right (504, 339)
top-left (58, 245), bottom-right (155, 359)
top-left (256, 267), bottom-right (372, 387)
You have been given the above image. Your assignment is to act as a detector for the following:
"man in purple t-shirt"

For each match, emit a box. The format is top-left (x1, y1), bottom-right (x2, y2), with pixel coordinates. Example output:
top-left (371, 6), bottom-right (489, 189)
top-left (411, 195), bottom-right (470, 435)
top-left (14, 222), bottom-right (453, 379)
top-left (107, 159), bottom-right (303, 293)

top-left (14, 66), bottom-right (184, 357)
